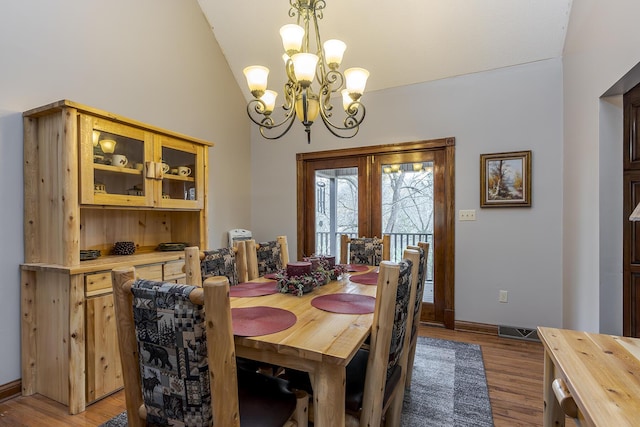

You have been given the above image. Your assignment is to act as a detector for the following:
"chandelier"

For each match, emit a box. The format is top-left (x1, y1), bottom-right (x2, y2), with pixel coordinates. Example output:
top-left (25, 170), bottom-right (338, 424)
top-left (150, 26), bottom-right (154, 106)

top-left (243, 0), bottom-right (369, 144)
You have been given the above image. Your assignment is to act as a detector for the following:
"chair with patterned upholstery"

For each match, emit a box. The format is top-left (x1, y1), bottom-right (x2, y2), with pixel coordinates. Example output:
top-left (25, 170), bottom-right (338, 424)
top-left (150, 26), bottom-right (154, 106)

top-left (340, 234), bottom-right (390, 266)
top-left (184, 242), bottom-right (249, 287)
top-left (245, 235), bottom-right (289, 280)
top-left (404, 242), bottom-right (430, 391)
top-left (285, 248), bottom-right (420, 427)
top-left (112, 267), bottom-right (308, 427)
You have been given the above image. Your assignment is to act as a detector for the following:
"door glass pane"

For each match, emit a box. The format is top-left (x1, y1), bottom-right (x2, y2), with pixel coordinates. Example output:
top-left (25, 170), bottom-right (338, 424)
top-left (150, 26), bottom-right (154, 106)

top-left (93, 130), bottom-right (145, 197)
top-left (381, 161), bottom-right (434, 302)
top-left (162, 146), bottom-right (197, 201)
top-left (315, 167), bottom-right (358, 262)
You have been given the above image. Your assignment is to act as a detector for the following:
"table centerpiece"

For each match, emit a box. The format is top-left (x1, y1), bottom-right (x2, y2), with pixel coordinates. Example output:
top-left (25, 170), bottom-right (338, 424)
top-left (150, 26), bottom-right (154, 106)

top-left (275, 256), bottom-right (348, 296)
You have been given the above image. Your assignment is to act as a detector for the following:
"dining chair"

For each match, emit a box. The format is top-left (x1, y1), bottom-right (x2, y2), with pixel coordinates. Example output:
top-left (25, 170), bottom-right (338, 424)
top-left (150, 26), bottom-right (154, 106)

top-left (286, 248), bottom-right (420, 427)
top-left (354, 248), bottom-right (420, 427)
top-left (112, 267), bottom-right (308, 427)
top-left (340, 234), bottom-right (391, 266)
top-left (184, 242), bottom-right (249, 286)
top-left (246, 235), bottom-right (289, 280)
top-left (404, 242), bottom-right (430, 391)
top-left (184, 244), bottom-right (282, 376)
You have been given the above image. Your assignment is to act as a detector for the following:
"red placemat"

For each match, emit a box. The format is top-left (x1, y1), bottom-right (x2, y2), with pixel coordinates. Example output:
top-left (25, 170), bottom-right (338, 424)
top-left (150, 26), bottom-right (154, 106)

top-left (229, 282), bottom-right (279, 297)
top-left (231, 306), bottom-right (297, 337)
top-left (311, 294), bottom-right (376, 314)
top-left (263, 272), bottom-right (278, 280)
top-left (349, 272), bottom-right (379, 285)
top-left (342, 264), bottom-right (369, 272)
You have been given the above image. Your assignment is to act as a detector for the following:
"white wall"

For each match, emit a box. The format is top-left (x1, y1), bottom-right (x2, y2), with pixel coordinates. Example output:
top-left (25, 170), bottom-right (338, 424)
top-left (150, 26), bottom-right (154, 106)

top-left (563, 1), bottom-right (640, 333)
top-left (0, 0), bottom-right (250, 385)
top-left (250, 59), bottom-right (564, 330)
top-left (599, 96), bottom-right (623, 335)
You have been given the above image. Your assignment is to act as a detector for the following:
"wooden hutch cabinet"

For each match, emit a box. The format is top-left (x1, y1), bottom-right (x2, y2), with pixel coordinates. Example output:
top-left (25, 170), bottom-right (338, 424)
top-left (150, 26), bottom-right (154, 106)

top-left (20, 100), bottom-right (212, 413)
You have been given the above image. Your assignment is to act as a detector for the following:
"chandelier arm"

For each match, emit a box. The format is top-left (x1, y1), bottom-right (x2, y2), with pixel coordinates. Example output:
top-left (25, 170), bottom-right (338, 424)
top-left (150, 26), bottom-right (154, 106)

top-left (246, 99), bottom-right (297, 130)
top-left (288, 0), bottom-right (299, 18)
top-left (318, 101), bottom-right (366, 133)
top-left (314, 0), bottom-right (326, 20)
top-left (258, 114), bottom-right (297, 140)
top-left (319, 116), bottom-right (360, 139)
top-left (324, 70), bottom-right (343, 90)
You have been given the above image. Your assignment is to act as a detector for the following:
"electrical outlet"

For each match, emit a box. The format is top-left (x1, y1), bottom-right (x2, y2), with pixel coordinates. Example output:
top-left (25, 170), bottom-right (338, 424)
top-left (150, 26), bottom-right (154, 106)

top-left (499, 290), bottom-right (508, 303)
top-left (459, 209), bottom-right (476, 221)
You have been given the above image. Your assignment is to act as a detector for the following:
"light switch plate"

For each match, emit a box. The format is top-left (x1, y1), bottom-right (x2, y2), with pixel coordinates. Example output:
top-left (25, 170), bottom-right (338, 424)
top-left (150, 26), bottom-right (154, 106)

top-left (459, 209), bottom-right (476, 221)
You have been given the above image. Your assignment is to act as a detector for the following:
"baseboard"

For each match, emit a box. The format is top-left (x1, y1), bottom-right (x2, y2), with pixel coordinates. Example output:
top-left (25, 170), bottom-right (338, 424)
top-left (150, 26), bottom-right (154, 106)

top-left (0, 379), bottom-right (21, 403)
top-left (454, 320), bottom-right (499, 335)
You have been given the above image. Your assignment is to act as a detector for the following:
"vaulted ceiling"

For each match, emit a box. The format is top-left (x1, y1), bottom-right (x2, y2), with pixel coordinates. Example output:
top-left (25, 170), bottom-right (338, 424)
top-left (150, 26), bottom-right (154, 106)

top-left (197, 0), bottom-right (573, 101)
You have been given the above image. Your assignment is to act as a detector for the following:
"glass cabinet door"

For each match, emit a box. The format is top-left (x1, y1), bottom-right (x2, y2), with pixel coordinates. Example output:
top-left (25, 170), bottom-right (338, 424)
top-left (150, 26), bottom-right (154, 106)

top-left (156, 135), bottom-right (205, 209)
top-left (79, 115), bottom-right (205, 209)
top-left (79, 115), bottom-right (154, 206)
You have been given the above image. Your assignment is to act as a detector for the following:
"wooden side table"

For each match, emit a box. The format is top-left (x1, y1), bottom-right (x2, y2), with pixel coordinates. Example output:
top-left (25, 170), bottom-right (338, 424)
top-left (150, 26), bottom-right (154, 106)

top-left (538, 327), bottom-right (640, 426)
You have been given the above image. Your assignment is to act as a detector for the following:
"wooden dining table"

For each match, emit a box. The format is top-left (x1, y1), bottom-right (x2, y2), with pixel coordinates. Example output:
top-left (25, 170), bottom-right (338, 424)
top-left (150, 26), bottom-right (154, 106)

top-left (230, 268), bottom-right (377, 427)
top-left (538, 327), bottom-right (640, 426)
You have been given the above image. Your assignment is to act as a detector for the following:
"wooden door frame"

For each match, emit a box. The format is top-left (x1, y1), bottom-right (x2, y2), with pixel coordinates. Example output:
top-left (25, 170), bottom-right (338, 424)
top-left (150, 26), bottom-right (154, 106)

top-left (296, 137), bottom-right (455, 328)
top-left (623, 83), bottom-right (640, 337)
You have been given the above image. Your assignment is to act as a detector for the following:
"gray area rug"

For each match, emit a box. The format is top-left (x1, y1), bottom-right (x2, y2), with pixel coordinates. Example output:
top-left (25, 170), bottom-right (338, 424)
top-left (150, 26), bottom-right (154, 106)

top-left (100, 337), bottom-right (493, 426)
top-left (401, 336), bottom-right (493, 426)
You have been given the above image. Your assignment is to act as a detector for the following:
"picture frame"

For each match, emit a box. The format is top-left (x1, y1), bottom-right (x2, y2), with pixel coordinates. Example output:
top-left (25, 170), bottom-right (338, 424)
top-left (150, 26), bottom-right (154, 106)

top-left (480, 150), bottom-right (531, 207)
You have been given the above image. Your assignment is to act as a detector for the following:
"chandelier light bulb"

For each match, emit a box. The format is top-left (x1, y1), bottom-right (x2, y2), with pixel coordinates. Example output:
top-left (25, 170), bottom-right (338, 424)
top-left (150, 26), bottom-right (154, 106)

top-left (260, 90), bottom-right (278, 115)
top-left (413, 163), bottom-right (424, 172)
top-left (291, 53), bottom-right (319, 87)
top-left (243, 65), bottom-right (270, 98)
top-left (280, 24), bottom-right (305, 56)
top-left (344, 67), bottom-right (370, 99)
top-left (323, 39), bottom-right (346, 69)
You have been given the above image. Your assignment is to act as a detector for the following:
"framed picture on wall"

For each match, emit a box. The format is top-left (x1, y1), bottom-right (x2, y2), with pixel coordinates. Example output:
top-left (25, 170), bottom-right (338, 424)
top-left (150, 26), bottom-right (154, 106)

top-left (480, 150), bottom-right (531, 207)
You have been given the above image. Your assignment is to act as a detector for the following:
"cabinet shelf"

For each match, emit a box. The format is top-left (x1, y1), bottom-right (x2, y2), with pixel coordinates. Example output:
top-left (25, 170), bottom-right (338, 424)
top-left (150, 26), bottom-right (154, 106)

top-left (164, 173), bottom-right (195, 182)
top-left (93, 163), bottom-right (143, 175)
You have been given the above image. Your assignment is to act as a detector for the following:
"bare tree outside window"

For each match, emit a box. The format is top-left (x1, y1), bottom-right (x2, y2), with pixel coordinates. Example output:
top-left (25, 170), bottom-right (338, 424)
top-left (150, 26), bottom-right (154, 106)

top-left (381, 163), bottom-right (434, 261)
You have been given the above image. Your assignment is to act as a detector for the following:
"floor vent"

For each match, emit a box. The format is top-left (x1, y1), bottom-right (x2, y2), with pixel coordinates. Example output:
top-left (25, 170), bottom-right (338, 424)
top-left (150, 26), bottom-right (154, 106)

top-left (498, 325), bottom-right (540, 342)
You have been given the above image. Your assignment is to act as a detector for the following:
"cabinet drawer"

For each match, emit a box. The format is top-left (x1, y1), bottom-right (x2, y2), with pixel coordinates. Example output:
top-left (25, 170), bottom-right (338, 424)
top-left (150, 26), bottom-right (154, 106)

top-left (164, 260), bottom-right (186, 281)
top-left (136, 264), bottom-right (163, 281)
top-left (85, 271), bottom-right (112, 297)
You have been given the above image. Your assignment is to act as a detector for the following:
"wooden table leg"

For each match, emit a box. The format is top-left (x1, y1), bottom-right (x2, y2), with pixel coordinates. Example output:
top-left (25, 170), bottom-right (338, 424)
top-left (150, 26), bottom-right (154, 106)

top-left (543, 350), bottom-right (564, 427)
top-left (313, 363), bottom-right (346, 427)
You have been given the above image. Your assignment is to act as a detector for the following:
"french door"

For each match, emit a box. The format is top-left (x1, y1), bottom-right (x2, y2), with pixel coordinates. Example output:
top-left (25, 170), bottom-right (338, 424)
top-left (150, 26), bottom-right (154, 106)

top-left (296, 138), bottom-right (455, 328)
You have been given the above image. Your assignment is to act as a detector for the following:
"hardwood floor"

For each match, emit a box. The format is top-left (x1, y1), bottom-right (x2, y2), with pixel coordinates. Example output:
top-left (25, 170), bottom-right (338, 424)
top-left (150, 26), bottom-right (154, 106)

top-left (0, 325), bottom-right (574, 426)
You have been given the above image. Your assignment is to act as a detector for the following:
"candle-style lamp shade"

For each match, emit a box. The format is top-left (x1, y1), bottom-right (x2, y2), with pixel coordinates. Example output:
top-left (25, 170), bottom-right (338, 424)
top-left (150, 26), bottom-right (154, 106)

top-left (630, 202), bottom-right (640, 221)
top-left (99, 139), bottom-right (117, 154)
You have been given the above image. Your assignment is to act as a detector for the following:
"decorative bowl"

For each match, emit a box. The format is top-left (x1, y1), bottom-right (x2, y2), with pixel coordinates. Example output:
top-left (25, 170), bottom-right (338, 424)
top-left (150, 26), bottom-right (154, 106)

top-left (112, 241), bottom-right (136, 255)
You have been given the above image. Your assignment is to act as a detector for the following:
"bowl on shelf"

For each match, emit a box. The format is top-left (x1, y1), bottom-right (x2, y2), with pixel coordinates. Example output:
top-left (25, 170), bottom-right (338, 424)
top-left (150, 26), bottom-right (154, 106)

top-left (157, 242), bottom-right (188, 251)
top-left (80, 249), bottom-right (101, 261)
top-left (112, 241), bottom-right (136, 255)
